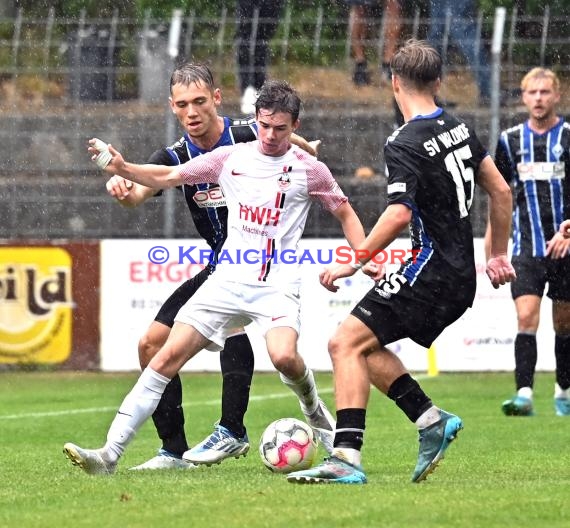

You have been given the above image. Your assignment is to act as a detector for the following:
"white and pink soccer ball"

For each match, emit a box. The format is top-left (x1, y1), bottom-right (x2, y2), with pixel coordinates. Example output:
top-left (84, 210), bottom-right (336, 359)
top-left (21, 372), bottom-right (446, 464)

top-left (259, 418), bottom-right (318, 474)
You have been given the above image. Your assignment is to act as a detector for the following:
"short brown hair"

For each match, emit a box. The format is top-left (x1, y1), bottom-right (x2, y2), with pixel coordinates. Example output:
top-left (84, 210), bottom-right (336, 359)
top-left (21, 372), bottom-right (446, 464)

top-left (255, 80), bottom-right (302, 122)
top-left (390, 39), bottom-right (441, 90)
top-left (170, 62), bottom-right (215, 94)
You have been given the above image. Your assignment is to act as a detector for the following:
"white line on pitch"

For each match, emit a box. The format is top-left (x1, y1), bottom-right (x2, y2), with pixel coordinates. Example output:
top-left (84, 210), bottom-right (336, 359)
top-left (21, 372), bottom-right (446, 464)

top-left (0, 387), bottom-right (335, 421)
top-left (0, 375), bottom-right (432, 421)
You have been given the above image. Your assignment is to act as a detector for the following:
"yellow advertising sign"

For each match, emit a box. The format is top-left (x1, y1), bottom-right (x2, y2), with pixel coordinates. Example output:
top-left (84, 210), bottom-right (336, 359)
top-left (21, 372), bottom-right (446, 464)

top-left (0, 247), bottom-right (73, 364)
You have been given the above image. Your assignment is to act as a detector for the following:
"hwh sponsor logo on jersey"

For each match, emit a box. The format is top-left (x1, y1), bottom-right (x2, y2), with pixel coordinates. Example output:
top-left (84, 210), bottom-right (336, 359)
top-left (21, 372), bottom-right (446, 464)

top-left (239, 203), bottom-right (281, 226)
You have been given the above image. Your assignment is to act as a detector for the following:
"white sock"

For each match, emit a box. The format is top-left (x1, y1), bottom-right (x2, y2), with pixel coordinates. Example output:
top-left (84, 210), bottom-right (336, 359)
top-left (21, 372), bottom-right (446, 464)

top-left (103, 367), bottom-right (170, 462)
top-left (332, 447), bottom-right (361, 467)
top-left (517, 387), bottom-right (533, 400)
top-left (280, 367), bottom-right (318, 415)
top-left (554, 383), bottom-right (569, 399)
top-left (415, 405), bottom-right (441, 429)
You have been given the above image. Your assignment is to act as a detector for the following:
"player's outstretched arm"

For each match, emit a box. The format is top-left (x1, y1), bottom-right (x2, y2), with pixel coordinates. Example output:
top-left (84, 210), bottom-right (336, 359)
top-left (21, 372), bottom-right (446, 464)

top-left (332, 201), bottom-right (366, 250)
top-left (105, 175), bottom-right (157, 208)
top-left (320, 203), bottom-right (409, 292)
top-left (477, 156), bottom-right (516, 288)
top-left (88, 139), bottom-right (182, 188)
top-left (319, 201), bottom-right (365, 292)
top-left (483, 206), bottom-right (492, 261)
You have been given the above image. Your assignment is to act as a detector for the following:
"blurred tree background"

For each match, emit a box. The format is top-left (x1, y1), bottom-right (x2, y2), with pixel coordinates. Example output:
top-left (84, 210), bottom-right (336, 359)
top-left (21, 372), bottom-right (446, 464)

top-left (0, 0), bottom-right (567, 101)
top-left (4, 0), bottom-right (567, 19)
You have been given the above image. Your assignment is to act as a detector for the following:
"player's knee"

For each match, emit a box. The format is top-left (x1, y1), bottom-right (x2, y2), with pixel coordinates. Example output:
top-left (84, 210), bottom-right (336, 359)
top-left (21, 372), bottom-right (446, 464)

top-left (271, 348), bottom-right (299, 375)
top-left (554, 322), bottom-right (570, 335)
top-left (328, 333), bottom-right (349, 363)
top-left (553, 306), bottom-right (570, 334)
top-left (138, 334), bottom-right (161, 369)
top-left (517, 314), bottom-right (539, 332)
top-left (271, 352), bottom-right (292, 373)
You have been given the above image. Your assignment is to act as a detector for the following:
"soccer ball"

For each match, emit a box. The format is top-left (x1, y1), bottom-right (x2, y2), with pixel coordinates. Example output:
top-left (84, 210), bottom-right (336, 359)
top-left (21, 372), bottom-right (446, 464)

top-left (259, 418), bottom-right (318, 474)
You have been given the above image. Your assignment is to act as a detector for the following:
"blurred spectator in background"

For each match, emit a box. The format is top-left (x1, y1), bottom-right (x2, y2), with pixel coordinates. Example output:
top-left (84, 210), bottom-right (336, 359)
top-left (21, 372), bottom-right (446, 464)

top-left (348, 166), bottom-right (385, 230)
top-left (236, 0), bottom-right (285, 114)
top-left (347, 0), bottom-right (402, 86)
top-left (427, 0), bottom-right (491, 104)
top-left (353, 166), bottom-right (377, 181)
top-left (379, 0), bottom-right (402, 84)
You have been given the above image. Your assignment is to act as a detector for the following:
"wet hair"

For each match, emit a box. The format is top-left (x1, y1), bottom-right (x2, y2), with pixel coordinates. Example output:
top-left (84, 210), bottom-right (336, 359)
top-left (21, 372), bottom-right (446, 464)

top-left (390, 39), bottom-right (442, 90)
top-left (169, 62), bottom-right (215, 94)
top-left (521, 67), bottom-right (560, 93)
top-left (255, 80), bottom-right (302, 122)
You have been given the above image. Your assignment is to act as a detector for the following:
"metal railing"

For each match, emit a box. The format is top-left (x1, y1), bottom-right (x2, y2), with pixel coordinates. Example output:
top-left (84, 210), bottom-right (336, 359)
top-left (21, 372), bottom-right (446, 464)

top-left (0, 5), bottom-right (568, 104)
top-left (0, 5), bottom-right (568, 241)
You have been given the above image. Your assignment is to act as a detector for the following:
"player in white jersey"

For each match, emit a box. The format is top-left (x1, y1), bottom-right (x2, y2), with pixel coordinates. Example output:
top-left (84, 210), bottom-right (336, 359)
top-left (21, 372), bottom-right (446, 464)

top-left (63, 80), bottom-right (369, 475)
top-left (172, 141), bottom-right (347, 288)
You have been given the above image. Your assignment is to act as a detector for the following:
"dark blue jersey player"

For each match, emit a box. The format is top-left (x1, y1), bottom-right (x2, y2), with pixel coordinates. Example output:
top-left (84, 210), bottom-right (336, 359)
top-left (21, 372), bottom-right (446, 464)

top-left (491, 67), bottom-right (570, 418)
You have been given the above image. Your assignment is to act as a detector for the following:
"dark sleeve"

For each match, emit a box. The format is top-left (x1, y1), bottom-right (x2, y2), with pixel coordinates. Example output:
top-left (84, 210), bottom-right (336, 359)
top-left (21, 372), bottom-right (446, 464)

top-left (468, 134), bottom-right (488, 184)
top-left (494, 135), bottom-right (514, 184)
top-left (229, 123), bottom-right (258, 143)
top-left (384, 141), bottom-right (418, 209)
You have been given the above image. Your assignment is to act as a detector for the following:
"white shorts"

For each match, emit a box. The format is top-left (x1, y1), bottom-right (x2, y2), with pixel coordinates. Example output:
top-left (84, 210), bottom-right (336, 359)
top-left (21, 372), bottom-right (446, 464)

top-left (174, 274), bottom-right (301, 351)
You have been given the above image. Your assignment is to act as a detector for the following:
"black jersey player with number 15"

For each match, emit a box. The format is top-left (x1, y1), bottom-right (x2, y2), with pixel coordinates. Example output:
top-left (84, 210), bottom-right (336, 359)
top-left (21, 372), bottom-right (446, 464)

top-left (287, 39), bottom-right (516, 485)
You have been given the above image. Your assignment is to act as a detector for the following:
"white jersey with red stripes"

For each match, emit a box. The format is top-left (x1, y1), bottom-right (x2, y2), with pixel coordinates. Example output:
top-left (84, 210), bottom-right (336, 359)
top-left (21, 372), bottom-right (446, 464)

top-left (178, 141), bottom-right (347, 287)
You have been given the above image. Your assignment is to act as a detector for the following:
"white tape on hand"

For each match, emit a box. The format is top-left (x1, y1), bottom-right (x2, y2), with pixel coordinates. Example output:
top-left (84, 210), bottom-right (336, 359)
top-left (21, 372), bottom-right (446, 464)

top-left (92, 138), bottom-right (112, 169)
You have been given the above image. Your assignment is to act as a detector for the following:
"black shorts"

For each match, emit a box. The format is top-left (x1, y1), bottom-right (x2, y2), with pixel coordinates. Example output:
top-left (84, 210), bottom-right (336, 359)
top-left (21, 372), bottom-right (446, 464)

top-left (154, 266), bottom-right (212, 328)
top-left (351, 283), bottom-right (470, 348)
top-left (511, 255), bottom-right (570, 301)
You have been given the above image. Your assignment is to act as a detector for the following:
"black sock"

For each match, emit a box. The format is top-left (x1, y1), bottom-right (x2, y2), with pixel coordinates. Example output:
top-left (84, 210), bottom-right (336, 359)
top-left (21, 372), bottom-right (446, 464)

top-left (514, 333), bottom-right (537, 389)
top-left (555, 334), bottom-right (570, 390)
top-left (219, 333), bottom-right (254, 438)
top-left (334, 408), bottom-right (366, 451)
top-left (387, 373), bottom-right (433, 423)
top-left (151, 374), bottom-right (188, 456)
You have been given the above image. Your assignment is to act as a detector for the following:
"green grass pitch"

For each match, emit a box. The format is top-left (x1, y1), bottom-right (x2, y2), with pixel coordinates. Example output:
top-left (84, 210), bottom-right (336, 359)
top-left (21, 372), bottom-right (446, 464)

top-left (0, 370), bottom-right (568, 528)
